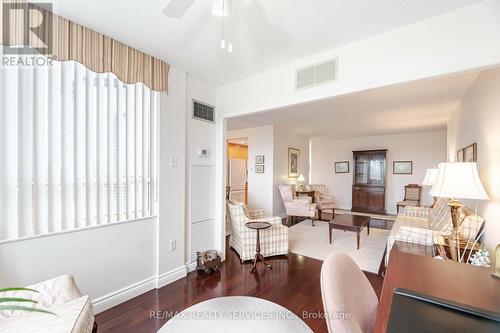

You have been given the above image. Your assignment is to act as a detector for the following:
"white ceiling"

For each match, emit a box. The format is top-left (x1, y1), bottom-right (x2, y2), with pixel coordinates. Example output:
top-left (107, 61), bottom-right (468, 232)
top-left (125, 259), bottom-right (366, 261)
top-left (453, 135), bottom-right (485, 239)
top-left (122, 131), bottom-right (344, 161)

top-left (227, 71), bottom-right (480, 138)
top-left (41, 0), bottom-right (483, 85)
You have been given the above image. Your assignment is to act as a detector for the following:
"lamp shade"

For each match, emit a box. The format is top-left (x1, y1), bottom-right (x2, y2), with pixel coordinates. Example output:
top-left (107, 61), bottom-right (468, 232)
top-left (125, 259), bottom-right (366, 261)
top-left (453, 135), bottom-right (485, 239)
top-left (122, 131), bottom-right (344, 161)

top-left (429, 162), bottom-right (489, 200)
top-left (422, 168), bottom-right (439, 186)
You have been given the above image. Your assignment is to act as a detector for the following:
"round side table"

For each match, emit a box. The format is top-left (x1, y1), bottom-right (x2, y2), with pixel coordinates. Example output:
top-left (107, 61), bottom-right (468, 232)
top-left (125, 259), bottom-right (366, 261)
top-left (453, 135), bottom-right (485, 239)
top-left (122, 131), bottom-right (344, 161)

top-left (245, 221), bottom-right (272, 273)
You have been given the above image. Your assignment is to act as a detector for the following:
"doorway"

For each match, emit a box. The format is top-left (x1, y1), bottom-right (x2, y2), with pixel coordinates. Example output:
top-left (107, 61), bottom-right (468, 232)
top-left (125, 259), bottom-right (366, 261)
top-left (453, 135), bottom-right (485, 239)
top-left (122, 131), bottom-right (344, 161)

top-left (227, 138), bottom-right (248, 205)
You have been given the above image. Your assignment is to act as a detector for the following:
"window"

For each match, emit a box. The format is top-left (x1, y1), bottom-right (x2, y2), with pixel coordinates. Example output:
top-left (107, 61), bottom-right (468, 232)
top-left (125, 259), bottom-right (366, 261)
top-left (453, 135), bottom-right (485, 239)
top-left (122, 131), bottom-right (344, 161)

top-left (0, 57), bottom-right (159, 241)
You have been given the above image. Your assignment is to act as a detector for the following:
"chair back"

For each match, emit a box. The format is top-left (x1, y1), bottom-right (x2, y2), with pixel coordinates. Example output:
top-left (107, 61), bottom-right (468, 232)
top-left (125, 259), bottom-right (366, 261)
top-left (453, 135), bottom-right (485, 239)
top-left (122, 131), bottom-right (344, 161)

top-left (404, 184), bottom-right (422, 201)
top-left (226, 201), bottom-right (250, 231)
top-left (309, 184), bottom-right (327, 195)
top-left (320, 253), bottom-right (378, 333)
top-left (279, 184), bottom-right (295, 202)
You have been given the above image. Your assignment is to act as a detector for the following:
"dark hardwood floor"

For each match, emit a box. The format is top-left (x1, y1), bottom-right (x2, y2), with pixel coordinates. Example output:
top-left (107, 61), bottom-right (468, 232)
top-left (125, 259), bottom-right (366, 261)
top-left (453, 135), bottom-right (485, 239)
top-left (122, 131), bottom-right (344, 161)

top-left (96, 217), bottom-right (388, 333)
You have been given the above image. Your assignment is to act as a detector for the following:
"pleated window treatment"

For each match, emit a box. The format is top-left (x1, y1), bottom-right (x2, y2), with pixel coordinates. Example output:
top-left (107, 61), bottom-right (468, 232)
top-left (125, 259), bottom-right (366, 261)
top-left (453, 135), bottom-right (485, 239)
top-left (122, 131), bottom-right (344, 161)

top-left (1, 1), bottom-right (170, 91)
top-left (0, 56), bottom-right (159, 241)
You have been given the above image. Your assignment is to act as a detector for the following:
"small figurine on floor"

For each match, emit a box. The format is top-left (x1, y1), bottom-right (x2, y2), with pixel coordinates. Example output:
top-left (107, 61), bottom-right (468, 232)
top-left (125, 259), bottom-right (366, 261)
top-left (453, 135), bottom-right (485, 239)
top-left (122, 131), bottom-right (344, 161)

top-left (196, 250), bottom-right (221, 274)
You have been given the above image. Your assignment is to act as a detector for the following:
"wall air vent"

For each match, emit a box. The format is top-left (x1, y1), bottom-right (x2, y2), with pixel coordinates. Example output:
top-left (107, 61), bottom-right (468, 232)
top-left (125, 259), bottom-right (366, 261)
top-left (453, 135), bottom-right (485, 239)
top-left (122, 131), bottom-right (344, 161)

top-left (193, 100), bottom-right (215, 123)
top-left (295, 58), bottom-right (338, 90)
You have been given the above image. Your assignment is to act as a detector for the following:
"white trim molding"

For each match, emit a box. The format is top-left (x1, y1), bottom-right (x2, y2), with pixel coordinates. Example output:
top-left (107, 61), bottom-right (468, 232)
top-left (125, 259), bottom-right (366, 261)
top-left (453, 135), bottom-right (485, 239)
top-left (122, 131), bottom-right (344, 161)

top-left (92, 265), bottom-right (188, 314)
top-left (157, 265), bottom-right (187, 289)
top-left (93, 276), bottom-right (157, 314)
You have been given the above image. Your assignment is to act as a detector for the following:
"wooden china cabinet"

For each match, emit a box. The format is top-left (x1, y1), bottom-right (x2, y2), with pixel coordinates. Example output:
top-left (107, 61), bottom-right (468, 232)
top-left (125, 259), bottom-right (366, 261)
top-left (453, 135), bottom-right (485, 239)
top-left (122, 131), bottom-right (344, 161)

top-left (352, 149), bottom-right (387, 214)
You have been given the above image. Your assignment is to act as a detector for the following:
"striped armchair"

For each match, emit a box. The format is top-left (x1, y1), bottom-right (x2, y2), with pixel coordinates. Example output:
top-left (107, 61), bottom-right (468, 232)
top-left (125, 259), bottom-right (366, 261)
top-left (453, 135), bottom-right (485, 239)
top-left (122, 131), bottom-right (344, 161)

top-left (386, 198), bottom-right (485, 265)
top-left (226, 201), bottom-right (288, 261)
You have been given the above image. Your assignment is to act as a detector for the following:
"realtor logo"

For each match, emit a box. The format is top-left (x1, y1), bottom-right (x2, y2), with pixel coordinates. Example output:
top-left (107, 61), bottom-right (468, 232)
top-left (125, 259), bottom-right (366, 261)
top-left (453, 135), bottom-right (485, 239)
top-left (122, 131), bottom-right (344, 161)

top-left (2, 2), bottom-right (53, 55)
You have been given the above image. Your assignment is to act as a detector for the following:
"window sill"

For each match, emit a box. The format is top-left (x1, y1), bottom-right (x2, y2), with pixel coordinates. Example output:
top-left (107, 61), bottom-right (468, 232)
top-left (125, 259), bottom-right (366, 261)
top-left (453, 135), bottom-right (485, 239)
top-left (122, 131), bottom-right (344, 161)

top-left (0, 215), bottom-right (158, 246)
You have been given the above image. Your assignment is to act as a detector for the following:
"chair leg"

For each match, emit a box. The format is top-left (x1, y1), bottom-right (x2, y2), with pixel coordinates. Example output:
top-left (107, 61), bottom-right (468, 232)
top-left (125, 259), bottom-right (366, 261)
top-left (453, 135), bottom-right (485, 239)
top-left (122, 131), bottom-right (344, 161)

top-left (319, 209), bottom-right (322, 220)
top-left (311, 218), bottom-right (315, 227)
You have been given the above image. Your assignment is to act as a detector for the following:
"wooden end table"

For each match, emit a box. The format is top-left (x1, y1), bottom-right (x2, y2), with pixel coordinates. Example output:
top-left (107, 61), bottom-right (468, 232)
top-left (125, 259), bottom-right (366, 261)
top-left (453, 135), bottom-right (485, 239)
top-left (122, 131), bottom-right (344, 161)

top-left (246, 221), bottom-right (273, 273)
top-left (328, 214), bottom-right (370, 250)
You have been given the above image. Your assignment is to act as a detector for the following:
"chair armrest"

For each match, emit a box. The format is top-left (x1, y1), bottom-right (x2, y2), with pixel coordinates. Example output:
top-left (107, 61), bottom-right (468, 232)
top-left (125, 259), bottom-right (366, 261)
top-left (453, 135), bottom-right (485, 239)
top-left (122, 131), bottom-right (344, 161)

top-left (395, 226), bottom-right (437, 247)
top-left (400, 206), bottom-right (431, 218)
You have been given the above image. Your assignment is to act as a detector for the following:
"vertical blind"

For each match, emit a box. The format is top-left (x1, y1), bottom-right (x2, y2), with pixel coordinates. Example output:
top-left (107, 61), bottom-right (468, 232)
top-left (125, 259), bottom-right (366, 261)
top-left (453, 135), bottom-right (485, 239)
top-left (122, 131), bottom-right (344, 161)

top-left (0, 56), bottom-right (159, 241)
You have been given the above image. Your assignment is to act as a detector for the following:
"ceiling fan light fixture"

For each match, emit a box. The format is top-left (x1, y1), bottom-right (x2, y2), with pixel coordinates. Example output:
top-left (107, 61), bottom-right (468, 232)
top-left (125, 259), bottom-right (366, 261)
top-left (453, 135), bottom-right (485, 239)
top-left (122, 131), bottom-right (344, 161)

top-left (220, 39), bottom-right (226, 49)
top-left (228, 43), bottom-right (233, 53)
top-left (211, 0), bottom-right (229, 17)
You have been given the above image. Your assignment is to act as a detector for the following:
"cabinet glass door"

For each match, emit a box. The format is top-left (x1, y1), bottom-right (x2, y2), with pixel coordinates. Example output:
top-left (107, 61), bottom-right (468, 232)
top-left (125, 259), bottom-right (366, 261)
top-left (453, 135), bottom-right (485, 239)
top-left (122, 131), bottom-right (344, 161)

top-left (354, 154), bottom-right (369, 184)
top-left (369, 153), bottom-right (386, 185)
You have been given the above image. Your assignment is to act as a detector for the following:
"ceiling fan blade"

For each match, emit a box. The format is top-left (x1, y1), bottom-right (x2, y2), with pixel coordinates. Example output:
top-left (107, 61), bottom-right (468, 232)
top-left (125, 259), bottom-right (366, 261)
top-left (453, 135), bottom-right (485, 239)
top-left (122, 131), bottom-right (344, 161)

top-left (162, 0), bottom-right (197, 18)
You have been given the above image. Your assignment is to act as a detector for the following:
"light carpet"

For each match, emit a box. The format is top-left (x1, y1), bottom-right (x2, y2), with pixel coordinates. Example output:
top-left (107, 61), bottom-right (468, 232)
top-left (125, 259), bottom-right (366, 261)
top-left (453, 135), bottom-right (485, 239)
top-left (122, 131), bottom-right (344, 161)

top-left (289, 220), bottom-right (389, 273)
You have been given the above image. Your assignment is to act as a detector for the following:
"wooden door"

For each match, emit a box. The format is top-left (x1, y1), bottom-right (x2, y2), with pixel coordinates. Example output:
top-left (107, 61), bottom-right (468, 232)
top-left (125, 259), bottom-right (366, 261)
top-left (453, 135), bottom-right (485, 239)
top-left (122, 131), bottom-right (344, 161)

top-left (368, 189), bottom-right (386, 213)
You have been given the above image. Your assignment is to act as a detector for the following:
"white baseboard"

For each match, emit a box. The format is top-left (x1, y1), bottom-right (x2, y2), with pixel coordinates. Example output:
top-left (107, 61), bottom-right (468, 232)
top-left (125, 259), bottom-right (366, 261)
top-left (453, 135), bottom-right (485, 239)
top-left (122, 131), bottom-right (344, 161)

top-left (93, 276), bottom-right (157, 314)
top-left (185, 261), bottom-right (197, 273)
top-left (157, 265), bottom-right (187, 289)
top-left (93, 265), bottom-right (188, 314)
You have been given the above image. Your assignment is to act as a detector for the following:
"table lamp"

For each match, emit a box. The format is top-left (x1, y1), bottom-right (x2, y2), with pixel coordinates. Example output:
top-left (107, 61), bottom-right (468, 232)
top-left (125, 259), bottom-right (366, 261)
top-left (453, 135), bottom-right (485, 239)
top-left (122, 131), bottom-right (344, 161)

top-left (422, 168), bottom-right (439, 206)
top-left (297, 174), bottom-right (305, 191)
top-left (429, 162), bottom-right (489, 261)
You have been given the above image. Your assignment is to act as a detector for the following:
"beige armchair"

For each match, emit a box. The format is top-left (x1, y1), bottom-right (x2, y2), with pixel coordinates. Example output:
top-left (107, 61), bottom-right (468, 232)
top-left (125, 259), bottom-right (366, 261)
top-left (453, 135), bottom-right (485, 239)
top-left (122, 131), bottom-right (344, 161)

top-left (309, 184), bottom-right (335, 220)
top-left (226, 200), bottom-right (288, 262)
top-left (279, 184), bottom-right (317, 226)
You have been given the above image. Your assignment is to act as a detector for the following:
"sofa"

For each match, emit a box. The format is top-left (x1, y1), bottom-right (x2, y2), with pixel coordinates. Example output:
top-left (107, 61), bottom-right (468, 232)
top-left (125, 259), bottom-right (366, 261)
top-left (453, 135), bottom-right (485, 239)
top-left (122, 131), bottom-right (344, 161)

top-left (386, 198), bottom-right (485, 265)
top-left (0, 275), bottom-right (96, 333)
top-left (227, 200), bottom-right (288, 261)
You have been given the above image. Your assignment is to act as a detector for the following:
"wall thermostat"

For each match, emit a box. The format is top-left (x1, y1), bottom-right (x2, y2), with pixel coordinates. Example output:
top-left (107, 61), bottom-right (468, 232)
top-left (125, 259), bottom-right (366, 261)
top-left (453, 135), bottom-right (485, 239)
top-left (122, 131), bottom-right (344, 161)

top-left (198, 148), bottom-right (209, 158)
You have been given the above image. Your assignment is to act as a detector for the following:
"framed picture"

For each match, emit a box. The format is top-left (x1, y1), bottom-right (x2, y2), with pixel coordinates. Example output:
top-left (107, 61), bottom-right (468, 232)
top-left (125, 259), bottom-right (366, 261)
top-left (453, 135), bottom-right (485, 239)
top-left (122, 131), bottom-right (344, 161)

top-left (463, 143), bottom-right (477, 162)
top-left (457, 149), bottom-right (464, 162)
top-left (255, 165), bottom-right (264, 174)
top-left (334, 161), bottom-right (350, 173)
top-left (255, 155), bottom-right (265, 164)
top-left (393, 161), bottom-right (413, 174)
top-left (288, 147), bottom-right (300, 178)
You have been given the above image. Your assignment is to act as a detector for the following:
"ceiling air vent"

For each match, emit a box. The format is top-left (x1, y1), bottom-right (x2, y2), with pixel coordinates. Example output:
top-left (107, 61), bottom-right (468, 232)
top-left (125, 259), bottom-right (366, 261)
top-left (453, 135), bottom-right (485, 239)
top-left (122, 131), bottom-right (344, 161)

top-left (193, 100), bottom-right (215, 123)
top-left (295, 58), bottom-right (338, 90)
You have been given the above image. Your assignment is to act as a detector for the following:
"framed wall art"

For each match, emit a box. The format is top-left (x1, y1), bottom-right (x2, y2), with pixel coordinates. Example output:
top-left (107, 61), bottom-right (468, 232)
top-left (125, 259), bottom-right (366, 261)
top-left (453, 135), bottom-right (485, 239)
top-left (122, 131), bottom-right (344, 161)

top-left (393, 161), bottom-right (413, 175)
top-left (334, 161), bottom-right (350, 174)
top-left (288, 147), bottom-right (300, 178)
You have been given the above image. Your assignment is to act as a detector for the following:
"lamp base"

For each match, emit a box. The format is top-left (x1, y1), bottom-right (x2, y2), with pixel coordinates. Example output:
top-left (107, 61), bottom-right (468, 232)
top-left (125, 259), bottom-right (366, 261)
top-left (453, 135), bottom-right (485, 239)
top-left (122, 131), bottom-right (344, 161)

top-left (447, 199), bottom-right (464, 262)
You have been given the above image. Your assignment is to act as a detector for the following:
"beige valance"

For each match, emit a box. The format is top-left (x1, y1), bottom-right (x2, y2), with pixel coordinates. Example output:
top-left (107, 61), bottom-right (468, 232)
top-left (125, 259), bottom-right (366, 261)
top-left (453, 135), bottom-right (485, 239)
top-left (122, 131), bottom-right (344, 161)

top-left (1, 2), bottom-right (169, 91)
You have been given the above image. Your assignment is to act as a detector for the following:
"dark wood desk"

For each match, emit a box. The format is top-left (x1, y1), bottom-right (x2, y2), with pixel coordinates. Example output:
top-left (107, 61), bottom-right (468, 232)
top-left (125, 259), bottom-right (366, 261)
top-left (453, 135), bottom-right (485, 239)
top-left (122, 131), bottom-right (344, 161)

top-left (374, 242), bottom-right (500, 333)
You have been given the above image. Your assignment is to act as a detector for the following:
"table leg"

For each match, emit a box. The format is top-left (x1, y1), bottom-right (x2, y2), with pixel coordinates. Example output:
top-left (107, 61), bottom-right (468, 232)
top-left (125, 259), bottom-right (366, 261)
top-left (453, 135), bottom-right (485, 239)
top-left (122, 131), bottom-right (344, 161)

top-left (367, 220), bottom-right (370, 235)
top-left (329, 224), bottom-right (332, 244)
top-left (357, 230), bottom-right (360, 250)
top-left (251, 229), bottom-right (272, 273)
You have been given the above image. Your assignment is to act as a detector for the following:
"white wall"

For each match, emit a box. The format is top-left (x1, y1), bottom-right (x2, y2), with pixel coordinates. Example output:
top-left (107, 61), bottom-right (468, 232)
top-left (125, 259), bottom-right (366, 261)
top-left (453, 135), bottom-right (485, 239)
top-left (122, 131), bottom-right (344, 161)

top-left (228, 125), bottom-right (310, 217)
top-left (273, 126), bottom-right (310, 217)
top-left (216, 0), bottom-right (500, 118)
top-left (447, 67), bottom-right (500, 251)
top-left (185, 76), bottom-right (216, 267)
top-left (228, 126), bottom-right (274, 216)
top-left (310, 131), bottom-right (447, 214)
top-left (157, 67), bottom-right (189, 288)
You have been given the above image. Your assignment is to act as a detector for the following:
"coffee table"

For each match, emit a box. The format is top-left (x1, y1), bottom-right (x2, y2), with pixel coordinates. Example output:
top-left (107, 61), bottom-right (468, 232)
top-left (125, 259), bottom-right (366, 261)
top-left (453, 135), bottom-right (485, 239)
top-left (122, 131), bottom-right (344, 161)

top-left (329, 214), bottom-right (370, 250)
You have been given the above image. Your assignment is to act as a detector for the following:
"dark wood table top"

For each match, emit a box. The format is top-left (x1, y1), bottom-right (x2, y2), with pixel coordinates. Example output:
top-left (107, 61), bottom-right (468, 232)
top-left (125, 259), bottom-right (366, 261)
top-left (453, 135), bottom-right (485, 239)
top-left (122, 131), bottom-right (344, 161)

top-left (245, 221), bottom-right (271, 230)
top-left (374, 242), bottom-right (500, 333)
top-left (328, 214), bottom-right (370, 230)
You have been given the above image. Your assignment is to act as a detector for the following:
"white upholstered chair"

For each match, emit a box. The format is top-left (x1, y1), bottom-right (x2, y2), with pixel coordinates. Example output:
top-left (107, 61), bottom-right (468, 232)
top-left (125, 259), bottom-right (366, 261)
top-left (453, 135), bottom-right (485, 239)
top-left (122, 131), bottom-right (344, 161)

top-left (309, 184), bottom-right (335, 220)
top-left (279, 184), bottom-right (317, 226)
top-left (0, 275), bottom-right (96, 333)
top-left (321, 253), bottom-right (378, 333)
top-left (226, 200), bottom-right (288, 262)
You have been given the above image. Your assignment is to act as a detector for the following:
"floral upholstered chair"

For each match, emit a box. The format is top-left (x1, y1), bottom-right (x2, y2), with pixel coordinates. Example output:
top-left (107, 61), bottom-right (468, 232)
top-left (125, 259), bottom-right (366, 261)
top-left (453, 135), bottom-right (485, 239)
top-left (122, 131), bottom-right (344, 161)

top-left (226, 200), bottom-right (288, 262)
top-left (396, 184), bottom-right (422, 213)
top-left (309, 184), bottom-right (335, 220)
top-left (279, 184), bottom-right (317, 226)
